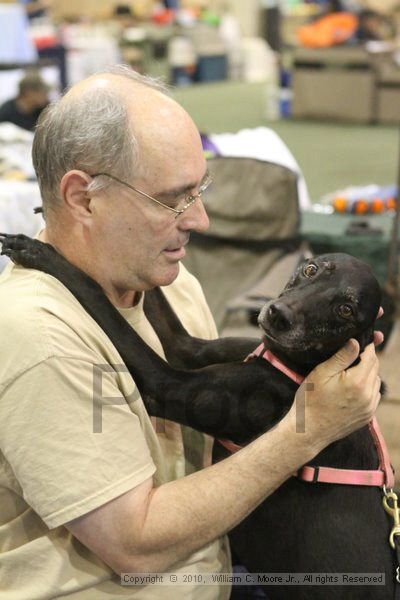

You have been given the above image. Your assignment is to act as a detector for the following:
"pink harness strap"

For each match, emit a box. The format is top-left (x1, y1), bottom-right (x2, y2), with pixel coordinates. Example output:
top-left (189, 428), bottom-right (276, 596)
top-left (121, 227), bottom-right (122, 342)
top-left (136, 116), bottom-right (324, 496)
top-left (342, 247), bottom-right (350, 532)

top-left (244, 343), bottom-right (305, 385)
top-left (218, 438), bottom-right (243, 454)
top-left (218, 343), bottom-right (395, 489)
top-left (369, 417), bottom-right (395, 488)
top-left (297, 418), bottom-right (394, 489)
top-left (299, 463), bottom-right (387, 487)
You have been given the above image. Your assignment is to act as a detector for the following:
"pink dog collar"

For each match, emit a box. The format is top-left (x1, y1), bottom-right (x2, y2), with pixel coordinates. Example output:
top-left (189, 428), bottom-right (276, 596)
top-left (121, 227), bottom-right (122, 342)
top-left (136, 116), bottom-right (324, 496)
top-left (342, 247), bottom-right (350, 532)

top-left (245, 342), bottom-right (305, 385)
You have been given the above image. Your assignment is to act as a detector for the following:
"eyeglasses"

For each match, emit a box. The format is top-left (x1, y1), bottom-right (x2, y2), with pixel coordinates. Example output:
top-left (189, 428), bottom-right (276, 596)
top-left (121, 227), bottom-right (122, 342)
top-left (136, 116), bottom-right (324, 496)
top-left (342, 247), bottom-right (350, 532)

top-left (90, 171), bottom-right (213, 218)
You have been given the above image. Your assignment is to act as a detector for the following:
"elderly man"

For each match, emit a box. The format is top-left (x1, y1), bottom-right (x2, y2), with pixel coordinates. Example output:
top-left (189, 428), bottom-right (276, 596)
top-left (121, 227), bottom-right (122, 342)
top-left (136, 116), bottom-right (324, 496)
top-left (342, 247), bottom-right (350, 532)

top-left (0, 66), bottom-right (381, 599)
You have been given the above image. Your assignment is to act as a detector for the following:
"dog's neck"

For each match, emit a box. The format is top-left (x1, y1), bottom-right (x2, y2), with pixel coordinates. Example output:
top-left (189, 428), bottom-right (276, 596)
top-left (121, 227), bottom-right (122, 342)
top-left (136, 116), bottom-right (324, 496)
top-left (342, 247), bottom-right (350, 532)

top-left (249, 344), bottom-right (305, 384)
top-left (262, 325), bottom-right (375, 377)
top-left (260, 341), bottom-right (330, 377)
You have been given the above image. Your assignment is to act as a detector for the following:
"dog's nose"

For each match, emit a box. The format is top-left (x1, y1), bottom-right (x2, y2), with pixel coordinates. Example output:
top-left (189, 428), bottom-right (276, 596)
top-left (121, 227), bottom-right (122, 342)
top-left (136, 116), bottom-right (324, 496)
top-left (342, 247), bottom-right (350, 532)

top-left (267, 302), bottom-right (293, 331)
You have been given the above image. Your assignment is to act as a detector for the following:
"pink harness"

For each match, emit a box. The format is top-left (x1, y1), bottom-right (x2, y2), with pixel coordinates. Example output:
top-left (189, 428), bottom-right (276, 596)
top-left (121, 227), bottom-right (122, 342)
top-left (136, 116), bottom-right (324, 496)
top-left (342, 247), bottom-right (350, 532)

top-left (218, 342), bottom-right (394, 489)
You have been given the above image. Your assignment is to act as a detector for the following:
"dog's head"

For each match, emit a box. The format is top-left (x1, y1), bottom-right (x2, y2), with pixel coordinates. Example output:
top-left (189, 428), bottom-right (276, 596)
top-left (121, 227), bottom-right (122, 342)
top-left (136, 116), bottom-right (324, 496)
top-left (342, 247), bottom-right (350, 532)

top-left (258, 253), bottom-right (381, 372)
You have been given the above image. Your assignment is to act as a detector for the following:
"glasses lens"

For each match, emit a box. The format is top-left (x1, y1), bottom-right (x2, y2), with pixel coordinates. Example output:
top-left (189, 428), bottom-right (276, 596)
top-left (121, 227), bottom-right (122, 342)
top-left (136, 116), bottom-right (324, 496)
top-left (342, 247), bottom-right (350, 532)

top-left (200, 174), bottom-right (213, 194)
top-left (176, 174), bottom-right (213, 212)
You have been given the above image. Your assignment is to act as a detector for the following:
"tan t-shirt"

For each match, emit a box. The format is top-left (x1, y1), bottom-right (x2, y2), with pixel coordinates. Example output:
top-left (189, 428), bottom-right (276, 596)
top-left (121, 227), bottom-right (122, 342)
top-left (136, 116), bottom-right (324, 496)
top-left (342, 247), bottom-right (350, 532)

top-left (0, 261), bottom-right (231, 599)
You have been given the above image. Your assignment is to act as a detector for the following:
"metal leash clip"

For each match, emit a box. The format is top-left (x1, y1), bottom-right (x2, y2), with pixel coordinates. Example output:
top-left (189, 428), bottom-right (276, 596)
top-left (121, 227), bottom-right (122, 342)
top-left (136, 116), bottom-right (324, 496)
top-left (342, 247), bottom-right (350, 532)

top-left (382, 488), bottom-right (400, 549)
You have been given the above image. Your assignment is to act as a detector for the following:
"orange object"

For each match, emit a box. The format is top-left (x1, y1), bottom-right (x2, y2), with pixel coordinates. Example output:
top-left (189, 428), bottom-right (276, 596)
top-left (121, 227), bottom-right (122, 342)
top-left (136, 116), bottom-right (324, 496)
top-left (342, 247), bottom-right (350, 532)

top-left (353, 200), bottom-right (369, 214)
top-left (152, 9), bottom-right (175, 25)
top-left (332, 197), bottom-right (347, 212)
top-left (371, 198), bottom-right (385, 213)
top-left (34, 36), bottom-right (58, 50)
top-left (298, 12), bottom-right (358, 48)
top-left (387, 197), bottom-right (397, 211)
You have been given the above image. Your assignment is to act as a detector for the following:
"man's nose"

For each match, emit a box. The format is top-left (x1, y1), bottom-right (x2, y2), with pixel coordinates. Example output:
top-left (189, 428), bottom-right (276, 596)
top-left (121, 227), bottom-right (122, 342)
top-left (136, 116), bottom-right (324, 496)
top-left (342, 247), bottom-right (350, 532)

top-left (178, 198), bottom-right (210, 233)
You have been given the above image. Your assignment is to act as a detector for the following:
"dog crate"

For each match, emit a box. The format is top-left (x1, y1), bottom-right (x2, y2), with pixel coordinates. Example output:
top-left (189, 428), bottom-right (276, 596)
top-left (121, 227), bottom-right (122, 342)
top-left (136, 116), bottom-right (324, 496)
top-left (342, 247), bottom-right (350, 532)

top-left (291, 46), bottom-right (377, 123)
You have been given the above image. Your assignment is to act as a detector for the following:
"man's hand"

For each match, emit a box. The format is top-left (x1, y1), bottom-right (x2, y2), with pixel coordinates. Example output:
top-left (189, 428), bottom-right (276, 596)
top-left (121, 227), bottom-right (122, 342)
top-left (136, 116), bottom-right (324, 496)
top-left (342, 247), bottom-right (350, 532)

top-left (290, 340), bottom-right (381, 454)
top-left (373, 306), bottom-right (385, 346)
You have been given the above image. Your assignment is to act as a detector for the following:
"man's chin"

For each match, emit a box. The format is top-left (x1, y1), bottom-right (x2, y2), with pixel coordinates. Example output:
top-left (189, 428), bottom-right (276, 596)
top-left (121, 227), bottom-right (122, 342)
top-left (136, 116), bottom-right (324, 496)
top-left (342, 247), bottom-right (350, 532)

top-left (154, 262), bottom-right (181, 288)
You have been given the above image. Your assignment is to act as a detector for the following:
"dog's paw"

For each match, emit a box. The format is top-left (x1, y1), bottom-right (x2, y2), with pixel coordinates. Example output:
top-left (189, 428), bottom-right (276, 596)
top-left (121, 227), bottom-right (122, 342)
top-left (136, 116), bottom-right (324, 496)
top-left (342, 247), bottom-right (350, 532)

top-left (0, 233), bottom-right (56, 270)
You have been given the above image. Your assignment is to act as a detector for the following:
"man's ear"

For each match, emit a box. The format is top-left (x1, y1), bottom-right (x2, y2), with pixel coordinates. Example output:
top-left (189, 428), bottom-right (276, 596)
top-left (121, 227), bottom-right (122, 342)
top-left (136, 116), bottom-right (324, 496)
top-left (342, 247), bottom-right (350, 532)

top-left (59, 170), bottom-right (94, 223)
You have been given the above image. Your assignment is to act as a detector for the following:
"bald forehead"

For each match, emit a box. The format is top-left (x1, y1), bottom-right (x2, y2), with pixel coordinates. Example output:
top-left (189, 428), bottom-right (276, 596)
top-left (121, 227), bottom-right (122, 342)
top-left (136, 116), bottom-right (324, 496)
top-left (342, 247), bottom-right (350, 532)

top-left (65, 72), bottom-right (194, 136)
top-left (65, 73), bottom-right (179, 115)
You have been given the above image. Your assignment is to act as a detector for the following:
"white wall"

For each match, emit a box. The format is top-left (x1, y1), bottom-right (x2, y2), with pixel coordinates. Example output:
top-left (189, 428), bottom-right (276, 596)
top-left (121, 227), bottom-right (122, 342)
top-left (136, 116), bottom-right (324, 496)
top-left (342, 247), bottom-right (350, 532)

top-left (212, 0), bottom-right (261, 37)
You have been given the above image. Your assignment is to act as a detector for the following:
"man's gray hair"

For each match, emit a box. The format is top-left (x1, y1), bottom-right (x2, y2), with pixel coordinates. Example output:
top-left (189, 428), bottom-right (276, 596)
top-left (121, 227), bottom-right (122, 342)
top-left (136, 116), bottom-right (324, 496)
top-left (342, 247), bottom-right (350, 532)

top-left (32, 65), bottom-right (169, 219)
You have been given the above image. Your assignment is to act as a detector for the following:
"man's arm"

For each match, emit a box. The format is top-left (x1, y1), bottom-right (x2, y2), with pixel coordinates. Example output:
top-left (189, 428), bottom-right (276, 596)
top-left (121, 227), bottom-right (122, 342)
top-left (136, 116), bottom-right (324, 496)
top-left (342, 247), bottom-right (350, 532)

top-left (66, 340), bottom-right (381, 574)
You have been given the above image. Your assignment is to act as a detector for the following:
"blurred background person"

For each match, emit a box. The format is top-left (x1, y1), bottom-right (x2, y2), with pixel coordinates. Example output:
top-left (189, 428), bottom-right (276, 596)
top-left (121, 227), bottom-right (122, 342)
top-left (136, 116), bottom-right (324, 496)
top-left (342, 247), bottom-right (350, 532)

top-left (20, 0), bottom-right (53, 21)
top-left (0, 71), bottom-right (50, 131)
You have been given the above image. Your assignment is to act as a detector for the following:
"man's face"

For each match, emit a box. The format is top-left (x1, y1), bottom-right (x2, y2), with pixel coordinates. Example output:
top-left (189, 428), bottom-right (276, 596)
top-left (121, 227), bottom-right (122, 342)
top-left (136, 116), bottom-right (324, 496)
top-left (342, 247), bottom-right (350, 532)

top-left (88, 105), bottom-right (209, 297)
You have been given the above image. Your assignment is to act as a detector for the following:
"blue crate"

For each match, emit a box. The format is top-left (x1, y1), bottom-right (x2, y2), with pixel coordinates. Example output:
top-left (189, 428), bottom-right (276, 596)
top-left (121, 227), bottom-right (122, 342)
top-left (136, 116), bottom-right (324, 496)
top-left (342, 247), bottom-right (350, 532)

top-left (195, 54), bottom-right (227, 82)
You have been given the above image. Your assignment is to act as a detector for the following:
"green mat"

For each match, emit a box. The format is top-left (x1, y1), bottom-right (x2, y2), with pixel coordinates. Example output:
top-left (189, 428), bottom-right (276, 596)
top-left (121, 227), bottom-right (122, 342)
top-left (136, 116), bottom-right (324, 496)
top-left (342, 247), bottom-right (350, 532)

top-left (301, 211), bottom-right (395, 284)
top-left (172, 81), bottom-right (398, 202)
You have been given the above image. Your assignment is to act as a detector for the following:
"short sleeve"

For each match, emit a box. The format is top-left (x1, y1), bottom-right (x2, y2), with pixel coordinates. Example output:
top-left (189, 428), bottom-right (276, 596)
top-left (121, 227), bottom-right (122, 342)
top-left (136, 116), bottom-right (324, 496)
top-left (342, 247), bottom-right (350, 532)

top-left (0, 356), bottom-right (156, 529)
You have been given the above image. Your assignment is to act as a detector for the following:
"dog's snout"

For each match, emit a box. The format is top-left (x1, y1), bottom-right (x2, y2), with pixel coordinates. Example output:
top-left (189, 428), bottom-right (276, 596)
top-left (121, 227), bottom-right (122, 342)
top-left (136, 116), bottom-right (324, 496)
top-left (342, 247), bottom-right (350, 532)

top-left (267, 302), bottom-right (293, 332)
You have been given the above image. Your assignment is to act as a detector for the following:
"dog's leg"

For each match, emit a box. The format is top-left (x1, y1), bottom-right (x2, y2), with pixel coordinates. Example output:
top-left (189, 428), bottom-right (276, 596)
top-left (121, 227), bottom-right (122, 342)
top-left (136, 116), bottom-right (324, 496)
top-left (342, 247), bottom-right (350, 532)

top-left (145, 287), bottom-right (258, 369)
top-left (0, 234), bottom-right (284, 441)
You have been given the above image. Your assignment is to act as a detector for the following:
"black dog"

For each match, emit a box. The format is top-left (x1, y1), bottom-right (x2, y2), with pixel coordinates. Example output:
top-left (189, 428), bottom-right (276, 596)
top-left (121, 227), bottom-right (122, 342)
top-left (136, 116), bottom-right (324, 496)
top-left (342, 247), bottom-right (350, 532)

top-left (0, 234), bottom-right (396, 599)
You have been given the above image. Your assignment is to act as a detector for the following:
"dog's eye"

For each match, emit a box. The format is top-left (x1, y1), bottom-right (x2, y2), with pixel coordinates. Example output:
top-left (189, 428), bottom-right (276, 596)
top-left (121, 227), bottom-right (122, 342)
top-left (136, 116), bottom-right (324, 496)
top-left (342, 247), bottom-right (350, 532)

top-left (303, 263), bottom-right (318, 278)
top-left (338, 304), bottom-right (354, 319)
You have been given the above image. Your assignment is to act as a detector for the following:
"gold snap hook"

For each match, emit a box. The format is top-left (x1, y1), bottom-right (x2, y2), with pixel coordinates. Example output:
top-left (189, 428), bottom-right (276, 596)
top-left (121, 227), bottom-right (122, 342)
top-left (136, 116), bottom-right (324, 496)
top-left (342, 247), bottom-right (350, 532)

top-left (382, 490), bottom-right (400, 549)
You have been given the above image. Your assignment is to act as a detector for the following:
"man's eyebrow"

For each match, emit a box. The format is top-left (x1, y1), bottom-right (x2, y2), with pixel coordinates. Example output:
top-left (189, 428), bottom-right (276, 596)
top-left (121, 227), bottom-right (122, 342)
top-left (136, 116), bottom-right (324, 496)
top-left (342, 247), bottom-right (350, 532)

top-left (156, 169), bottom-right (209, 199)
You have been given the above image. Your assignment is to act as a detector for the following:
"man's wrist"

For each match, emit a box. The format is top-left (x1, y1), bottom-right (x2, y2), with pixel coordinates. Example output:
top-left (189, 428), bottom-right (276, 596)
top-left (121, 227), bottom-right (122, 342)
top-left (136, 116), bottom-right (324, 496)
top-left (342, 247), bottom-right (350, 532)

top-left (273, 409), bottom-right (322, 466)
top-left (247, 412), bottom-right (320, 482)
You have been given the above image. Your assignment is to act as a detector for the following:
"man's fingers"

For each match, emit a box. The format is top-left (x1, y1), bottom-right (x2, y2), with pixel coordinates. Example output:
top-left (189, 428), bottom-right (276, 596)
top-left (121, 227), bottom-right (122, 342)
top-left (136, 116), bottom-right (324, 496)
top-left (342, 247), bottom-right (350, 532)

top-left (363, 355), bottom-right (380, 389)
top-left (373, 331), bottom-right (384, 346)
top-left (351, 343), bottom-right (379, 382)
top-left (372, 307), bottom-right (385, 347)
top-left (370, 375), bottom-right (382, 412)
top-left (318, 338), bottom-right (360, 377)
top-left (359, 342), bottom-right (379, 368)
top-left (373, 374), bottom-right (381, 397)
